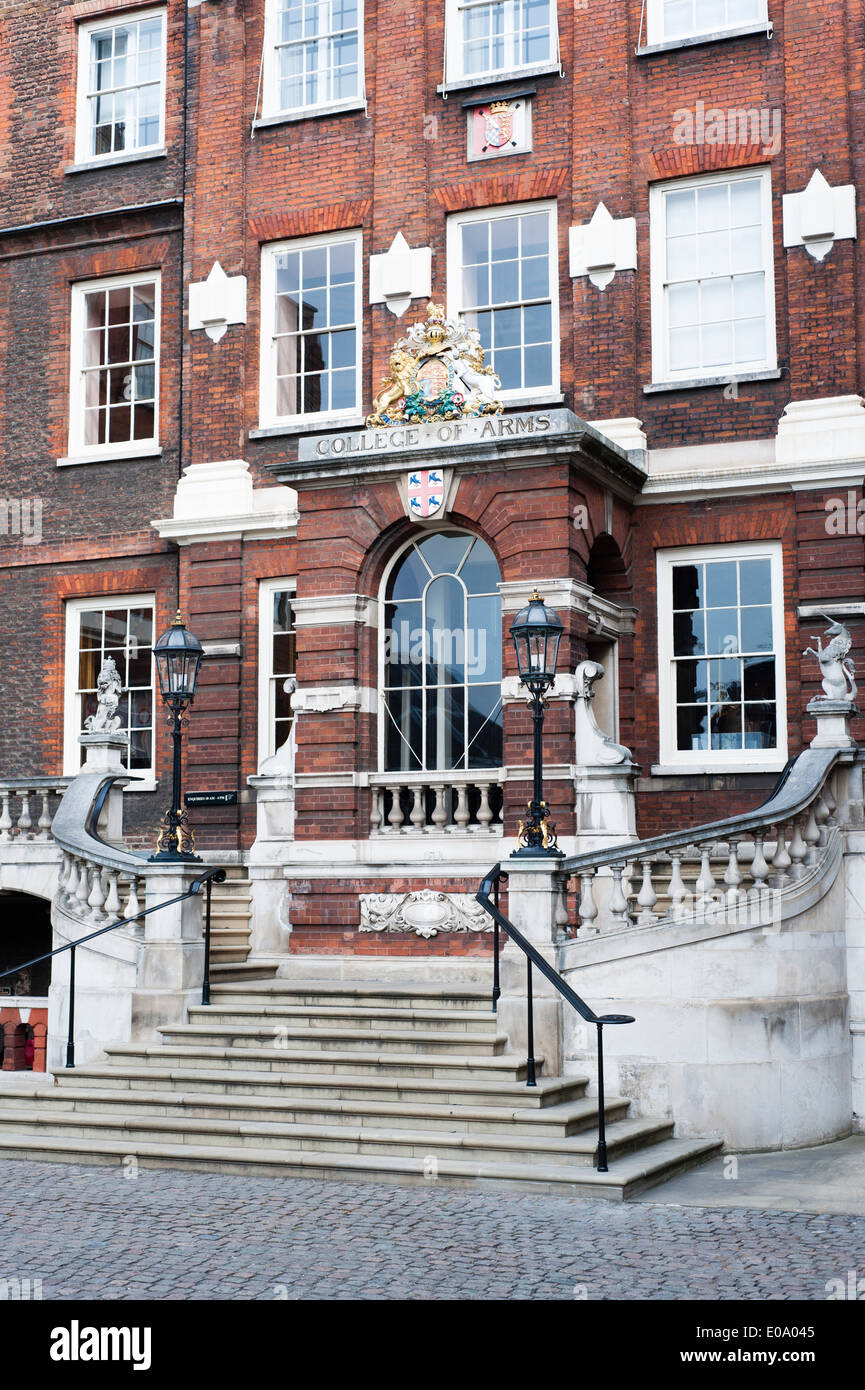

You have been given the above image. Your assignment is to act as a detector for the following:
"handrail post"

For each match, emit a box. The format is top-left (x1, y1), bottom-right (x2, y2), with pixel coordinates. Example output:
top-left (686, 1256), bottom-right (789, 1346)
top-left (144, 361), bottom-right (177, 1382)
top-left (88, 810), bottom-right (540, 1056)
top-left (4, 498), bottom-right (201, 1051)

top-left (596, 1022), bottom-right (608, 1172)
top-left (202, 875), bottom-right (213, 1007)
top-left (525, 957), bottom-right (536, 1087)
top-left (492, 876), bottom-right (501, 1013)
top-left (66, 945), bottom-right (76, 1070)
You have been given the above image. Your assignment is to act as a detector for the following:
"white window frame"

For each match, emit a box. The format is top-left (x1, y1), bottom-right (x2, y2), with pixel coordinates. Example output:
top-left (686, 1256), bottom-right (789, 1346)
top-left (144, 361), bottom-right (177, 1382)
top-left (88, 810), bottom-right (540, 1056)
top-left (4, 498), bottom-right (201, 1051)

top-left (63, 594), bottom-right (157, 786)
top-left (66, 269), bottom-right (161, 463)
top-left (258, 229), bottom-right (363, 430)
top-left (257, 578), bottom-right (297, 769)
top-left (74, 7), bottom-right (167, 166)
top-left (446, 200), bottom-right (560, 405)
top-left (443, 0), bottom-right (560, 86)
top-left (649, 167), bottom-right (776, 388)
top-left (656, 541), bottom-right (787, 774)
top-left (260, 0), bottom-right (366, 122)
top-left (646, 0), bottom-right (769, 46)
top-left (377, 529), bottom-right (504, 775)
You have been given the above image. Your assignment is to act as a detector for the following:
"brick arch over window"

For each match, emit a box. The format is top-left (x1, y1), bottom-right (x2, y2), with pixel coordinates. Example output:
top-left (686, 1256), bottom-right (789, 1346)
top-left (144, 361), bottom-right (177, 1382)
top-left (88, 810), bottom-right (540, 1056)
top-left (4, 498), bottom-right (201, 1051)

top-left (378, 527), bottom-right (504, 774)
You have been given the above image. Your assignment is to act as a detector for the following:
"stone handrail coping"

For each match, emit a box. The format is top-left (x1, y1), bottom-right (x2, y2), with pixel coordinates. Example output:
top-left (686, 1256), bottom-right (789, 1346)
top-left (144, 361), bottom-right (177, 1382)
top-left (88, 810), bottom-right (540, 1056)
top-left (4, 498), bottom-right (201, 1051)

top-left (0, 778), bottom-right (73, 790)
top-left (556, 745), bottom-right (851, 877)
top-left (369, 769), bottom-right (507, 785)
top-left (50, 772), bottom-right (149, 875)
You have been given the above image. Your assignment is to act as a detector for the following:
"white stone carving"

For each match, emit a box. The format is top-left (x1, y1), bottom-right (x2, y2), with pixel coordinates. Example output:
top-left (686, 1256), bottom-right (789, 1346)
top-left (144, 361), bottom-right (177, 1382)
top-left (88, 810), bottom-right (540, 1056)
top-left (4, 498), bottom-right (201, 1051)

top-left (574, 661), bottom-right (632, 766)
top-left (569, 203), bottom-right (637, 291)
top-left (782, 169), bottom-right (857, 262)
top-left (290, 686), bottom-right (377, 715)
top-left (188, 261), bottom-right (248, 342)
top-left (369, 232), bottom-right (433, 318)
top-left (775, 395), bottom-right (865, 467)
top-left (804, 617), bottom-right (857, 703)
top-left (83, 659), bottom-right (123, 733)
top-left (359, 890), bottom-right (492, 938)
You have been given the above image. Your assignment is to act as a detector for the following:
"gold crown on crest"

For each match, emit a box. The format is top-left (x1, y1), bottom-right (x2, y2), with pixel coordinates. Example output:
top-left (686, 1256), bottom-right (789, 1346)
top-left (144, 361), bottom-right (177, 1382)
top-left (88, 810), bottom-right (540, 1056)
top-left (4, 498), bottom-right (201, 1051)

top-left (488, 99), bottom-right (512, 116)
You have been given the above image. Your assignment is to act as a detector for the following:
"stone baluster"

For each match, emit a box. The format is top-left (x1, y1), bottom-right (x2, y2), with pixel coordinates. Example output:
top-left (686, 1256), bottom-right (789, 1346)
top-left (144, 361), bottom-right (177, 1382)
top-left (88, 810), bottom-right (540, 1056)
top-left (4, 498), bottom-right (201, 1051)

top-left (454, 785), bottom-right (470, 830)
top-left (387, 786), bottom-right (405, 831)
top-left (803, 807), bottom-right (820, 865)
top-left (578, 870), bottom-right (599, 934)
top-left (87, 864), bottom-right (107, 923)
top-left (609, 862), bottom-right (631, 929)
top-left (369, 788), bottom-right (383, 833)
top-left (36, 792), bottom-right (53, 840)
top-left (431, 785), bottom-right (448, 830)
top-left (477, 783), bottom-right (493, 828)
top-left (104, 870), bottom-right (122, 920)
top-left (15, 790), bottom-right (32, 839)
top-left (75, 858), bottom-right (90, 915)
top-left (0, 790), bottom-right (11, 843)
top-left (409, 785), bottom-right (426, 831)
top-left (814, 794), bottom-right (831, 846)
top-left (668, 853), bottom-right (688, 920)
top-left (770, 824), bottom-right (792, 887)
top-left (63, 855), bottom-right (79, 907)
top-left (695, 846), bottom-right (717, 910)
top-left (788, 818), bottom-right (808, 879)
top-left (636, 859), bottom-right (658, 925)
top-left (749, 833), bottom-right (770, 924)
top-left (554, 880), bottom-right (569, 936)
top-left (724, 842), bottom-right (743, 909)
top-left (124, 877), bottom-right (142, 922)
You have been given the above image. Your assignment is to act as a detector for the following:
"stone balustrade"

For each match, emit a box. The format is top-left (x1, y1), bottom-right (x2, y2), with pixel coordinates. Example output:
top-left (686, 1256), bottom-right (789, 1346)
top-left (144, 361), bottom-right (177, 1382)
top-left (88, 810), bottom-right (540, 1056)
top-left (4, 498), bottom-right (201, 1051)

top-left (0, 780), bottom-right (71, 844)
top-left (561, 750), bottom-right (850, 939)
top-left (369, 770), bottom-right (505, 834)
top-left (56, 850), bottom-right (145, 932)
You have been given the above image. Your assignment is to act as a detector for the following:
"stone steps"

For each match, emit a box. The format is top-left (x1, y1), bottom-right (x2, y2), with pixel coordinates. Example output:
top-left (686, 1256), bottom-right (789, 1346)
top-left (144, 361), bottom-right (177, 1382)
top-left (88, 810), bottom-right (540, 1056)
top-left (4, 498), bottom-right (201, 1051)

top-left (0, 1105), bottom-right (674, 1168)
top-left (0, 1082), bottom-right (630, 1136)
top-left (157, 1023), bottom-right (506, 1056)
top-left (0, 1125), bottom-right (720, 1199)
top-left (0, 974), bottom-right (722, 1198)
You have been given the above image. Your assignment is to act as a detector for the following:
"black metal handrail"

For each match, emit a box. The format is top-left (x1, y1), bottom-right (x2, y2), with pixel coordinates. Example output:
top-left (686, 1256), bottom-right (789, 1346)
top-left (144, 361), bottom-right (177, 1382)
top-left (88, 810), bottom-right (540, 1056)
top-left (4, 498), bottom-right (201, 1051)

top-left (476, 864), bottom-right (634, 1172)
top-left (0, 867), bottom-right (226, 1068)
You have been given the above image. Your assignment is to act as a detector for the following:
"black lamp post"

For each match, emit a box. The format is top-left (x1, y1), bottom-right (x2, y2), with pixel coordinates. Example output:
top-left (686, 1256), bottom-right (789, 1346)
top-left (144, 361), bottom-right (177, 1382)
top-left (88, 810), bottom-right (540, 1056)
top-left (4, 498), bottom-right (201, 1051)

top-left (510, 589), bottom-right (564, 857)
top-left (149, 611), bottom-right (204, 863)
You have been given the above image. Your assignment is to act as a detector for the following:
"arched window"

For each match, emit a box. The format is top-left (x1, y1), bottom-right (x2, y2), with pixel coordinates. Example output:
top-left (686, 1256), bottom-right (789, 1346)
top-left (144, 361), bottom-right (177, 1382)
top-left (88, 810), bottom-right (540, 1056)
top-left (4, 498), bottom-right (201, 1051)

top-left (382, 530), bottom-right (503, 771)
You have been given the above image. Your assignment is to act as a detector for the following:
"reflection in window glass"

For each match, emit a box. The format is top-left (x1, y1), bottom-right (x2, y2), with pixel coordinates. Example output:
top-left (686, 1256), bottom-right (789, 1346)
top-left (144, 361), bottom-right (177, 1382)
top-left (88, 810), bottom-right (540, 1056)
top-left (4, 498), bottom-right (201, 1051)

top-left (671, 555), bottom-right (777, 753)
top-left (383, 532), bottom-right (502, 771)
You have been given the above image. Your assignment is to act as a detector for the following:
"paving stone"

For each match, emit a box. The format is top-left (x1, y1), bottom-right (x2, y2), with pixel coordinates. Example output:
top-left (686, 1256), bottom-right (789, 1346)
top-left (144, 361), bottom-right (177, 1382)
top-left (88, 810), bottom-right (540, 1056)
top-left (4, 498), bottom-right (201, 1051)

top-left (0, 1157), bottom-right (862, 1301)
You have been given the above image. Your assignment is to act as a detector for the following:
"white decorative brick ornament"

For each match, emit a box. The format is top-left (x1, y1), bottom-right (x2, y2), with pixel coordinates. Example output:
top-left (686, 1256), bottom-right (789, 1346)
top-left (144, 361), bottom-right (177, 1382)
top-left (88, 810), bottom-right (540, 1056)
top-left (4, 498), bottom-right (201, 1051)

top-left (569, 203), bottom-right (637, 291)
top-left (776, 396), bottom-right (865, 467)
top-left (188, 261), bottom-right (248, 342)
top-left (782, 169), bottom-right (857, 262)
top-left (369, 232), bottom-right (432, 317)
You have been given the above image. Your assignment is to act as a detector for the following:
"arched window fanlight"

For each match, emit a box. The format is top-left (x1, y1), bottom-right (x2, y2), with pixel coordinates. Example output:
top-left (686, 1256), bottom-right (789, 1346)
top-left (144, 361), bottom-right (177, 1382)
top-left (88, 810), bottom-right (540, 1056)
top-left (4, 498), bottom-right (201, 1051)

top-left (382, 531), bottom-right (503, 772)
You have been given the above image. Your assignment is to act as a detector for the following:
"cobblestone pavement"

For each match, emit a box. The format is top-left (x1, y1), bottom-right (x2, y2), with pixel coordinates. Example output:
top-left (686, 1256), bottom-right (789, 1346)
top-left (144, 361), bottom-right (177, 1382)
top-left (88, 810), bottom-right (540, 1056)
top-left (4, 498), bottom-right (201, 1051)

top-left (0, 1157), bottom-right (863, 1301)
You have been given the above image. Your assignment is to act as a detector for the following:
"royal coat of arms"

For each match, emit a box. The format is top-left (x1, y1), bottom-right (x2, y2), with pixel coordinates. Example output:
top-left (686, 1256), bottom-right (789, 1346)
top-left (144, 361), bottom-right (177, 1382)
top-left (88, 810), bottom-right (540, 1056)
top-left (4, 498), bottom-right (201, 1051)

top-left (367, 302), bottom-right (503, 428)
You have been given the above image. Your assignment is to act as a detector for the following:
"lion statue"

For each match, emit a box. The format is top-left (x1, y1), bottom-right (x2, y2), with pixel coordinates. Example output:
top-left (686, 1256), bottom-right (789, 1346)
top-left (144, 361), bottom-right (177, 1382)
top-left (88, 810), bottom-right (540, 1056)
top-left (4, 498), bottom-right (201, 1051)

top-left (367, 349), bottom-right (416, 427)
top-left (453, 343), bottom-right (503, 415)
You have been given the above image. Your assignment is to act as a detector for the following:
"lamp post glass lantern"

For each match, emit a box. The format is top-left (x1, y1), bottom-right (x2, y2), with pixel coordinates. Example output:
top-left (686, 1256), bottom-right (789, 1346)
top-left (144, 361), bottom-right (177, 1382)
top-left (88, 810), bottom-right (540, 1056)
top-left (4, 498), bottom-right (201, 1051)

top-left (510, 589), bottom-right (564, 857)
top-left (149, 611), bottom-right (204, 862)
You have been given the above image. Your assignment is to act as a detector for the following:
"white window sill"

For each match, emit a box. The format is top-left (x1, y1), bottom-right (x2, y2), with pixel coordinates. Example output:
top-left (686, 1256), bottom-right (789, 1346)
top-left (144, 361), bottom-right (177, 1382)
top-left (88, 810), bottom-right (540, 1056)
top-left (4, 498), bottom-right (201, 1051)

top-left (123, 779), bottom-right (158, 793)
top-left (636, 21), bottom-right (773, 57)
top-left (643, 368), bottom-right (781, 395)
top-left (438, 62), bottom-right (561, 95)
top-left (250, 412), bottom-right (366, 439)
top-left (499, 389), bottom-right (564, 409)
top-left (650, 761), bottom-right (787, 777)
top-left (253, 100), bottom-right (367, 130)
top-left (66, 147), bottom-right (166, 175)
top-left (57, 444), bottom-right (162, 467)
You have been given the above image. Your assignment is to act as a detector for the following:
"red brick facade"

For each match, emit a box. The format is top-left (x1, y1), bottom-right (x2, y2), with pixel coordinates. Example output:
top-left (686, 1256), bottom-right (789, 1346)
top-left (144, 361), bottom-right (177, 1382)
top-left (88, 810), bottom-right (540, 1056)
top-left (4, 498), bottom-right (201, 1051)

top-left (1, 1), bottom-right (864, 948)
